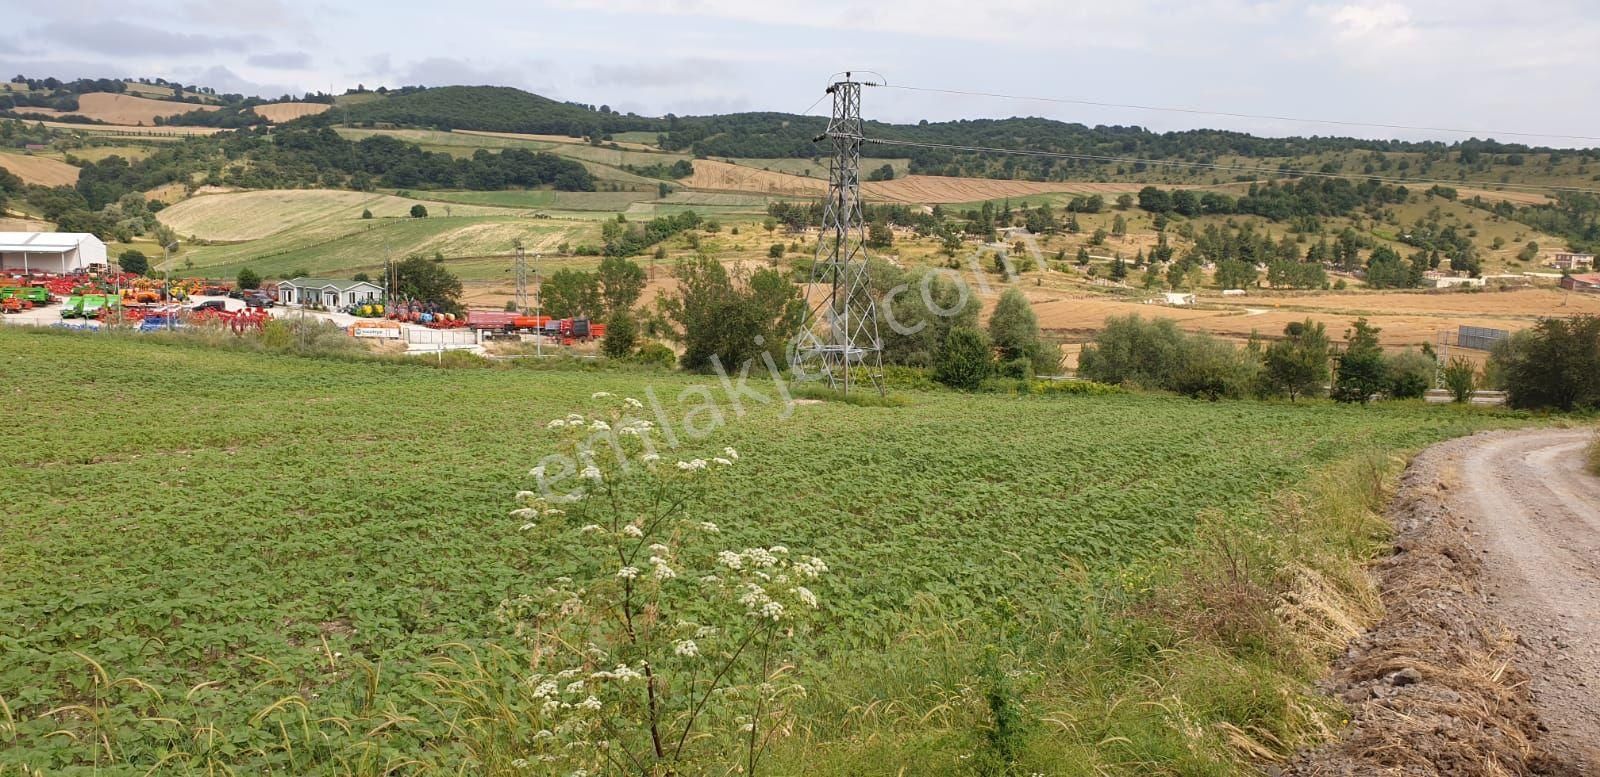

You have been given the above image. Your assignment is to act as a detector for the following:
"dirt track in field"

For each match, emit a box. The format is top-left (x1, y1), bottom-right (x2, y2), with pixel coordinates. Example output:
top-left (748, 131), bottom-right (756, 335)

top-left (1289, 429), bottom-right (1600, 776)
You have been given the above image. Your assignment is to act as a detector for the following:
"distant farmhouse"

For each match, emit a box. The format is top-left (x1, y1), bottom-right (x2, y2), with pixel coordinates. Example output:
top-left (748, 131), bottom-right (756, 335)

top-left (1552, 251), bottom-right (1595, 271)
top-left (1559, 273), bottom-right (1600, 293)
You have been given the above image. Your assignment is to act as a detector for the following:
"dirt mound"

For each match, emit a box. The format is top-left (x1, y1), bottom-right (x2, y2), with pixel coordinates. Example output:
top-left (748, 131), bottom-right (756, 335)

top-left (0, 152), bottom-right (80, 186)
top-left (1284, 434), bottom-right (1580, 776)
top-left (252, 102), bottom-right (331, 123)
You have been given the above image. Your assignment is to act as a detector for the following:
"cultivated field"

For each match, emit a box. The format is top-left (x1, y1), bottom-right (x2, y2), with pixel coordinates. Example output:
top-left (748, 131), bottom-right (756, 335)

top-left (252, 101), bottom-right (333, 122)
top-left (0, 151), bottom-right (80, 186)
top-left (158, 189), bottom-right (520, 241)
top-left (33, 92), bottom-right (219, 125)
top-left (27, 120), bottom-right (223, 137)
top-left (685, 159), bottom-right (1189, 203)
top-left (0, 327), bottom-right (1517, 774)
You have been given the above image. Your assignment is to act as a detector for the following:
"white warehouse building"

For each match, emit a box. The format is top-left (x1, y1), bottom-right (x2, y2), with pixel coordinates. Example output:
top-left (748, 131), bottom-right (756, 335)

top-left (0, 232), bottom-right (108, 274)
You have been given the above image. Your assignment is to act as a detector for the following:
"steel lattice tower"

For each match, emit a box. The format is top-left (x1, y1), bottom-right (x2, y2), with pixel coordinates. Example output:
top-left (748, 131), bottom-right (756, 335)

top-left (792, 74), bottom-right (884, 395)
top-left (514, 246), bottom-right (529, 314)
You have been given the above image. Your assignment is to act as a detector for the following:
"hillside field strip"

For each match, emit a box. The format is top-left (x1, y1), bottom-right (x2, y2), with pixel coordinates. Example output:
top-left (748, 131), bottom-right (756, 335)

top-left (0, 151), bottom-right (80, 186)
top-left (158, 189), bottom-right (524, 242)
top-left (252, 101), bottom-right (333, 122)
top-left (26, 92), bottom-right (219, 125)
top-left (0, 327), bottom-right (1520, 773)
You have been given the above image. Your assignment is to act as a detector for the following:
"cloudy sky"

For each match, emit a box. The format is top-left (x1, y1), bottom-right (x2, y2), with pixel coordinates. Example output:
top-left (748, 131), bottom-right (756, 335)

top-left (6, 0), bottom-right (1598, 146)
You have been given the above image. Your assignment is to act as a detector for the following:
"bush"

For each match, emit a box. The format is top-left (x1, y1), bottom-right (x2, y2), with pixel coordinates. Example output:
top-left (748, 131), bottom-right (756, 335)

top-left (1172, 335), bottom-right (1260, 401)
top-left (988, 287), bottom-right (1056, 375)
top-left (1028, 379), bottom-right (1124, 396)
top-left (1077, 315), bottom-right (1187, 390)
top-left (236, 267), bottom-right (261, 290)
top-left (1386, 349), bottom-right (1436, 399)
top-left (409, 204), bottom-right (428, 218)
top-left (934, 326), bottom-right (993, 390)
top-left (1332, 319), bottom-right (1387, 404)
top-left (1443, 356), bottom-right (1477, 403)
top-left (998, 357), bottom-right (1033, 380)
top-left (633, 341), bottom-right (677, 369)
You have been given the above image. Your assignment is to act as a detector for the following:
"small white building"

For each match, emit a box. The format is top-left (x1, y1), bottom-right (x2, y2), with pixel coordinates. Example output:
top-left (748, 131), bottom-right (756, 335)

top-left (1161, 292), bottom-right (1197, 306)
top-left (1435, 276), bottom-right (1487, 289)
top-left (276, 277), bottom-right (385, 308)
top-left (0, 232), bottom-right (107, 274)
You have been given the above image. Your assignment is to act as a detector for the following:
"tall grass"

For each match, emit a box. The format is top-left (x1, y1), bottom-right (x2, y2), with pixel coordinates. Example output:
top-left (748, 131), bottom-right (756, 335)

top-left (1588, 433), bottom-right (1600, 476)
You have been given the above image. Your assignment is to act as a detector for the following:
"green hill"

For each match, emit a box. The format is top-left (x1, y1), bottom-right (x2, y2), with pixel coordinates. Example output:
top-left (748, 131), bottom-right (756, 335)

top-left (326, 85), bottom-right (657, 136)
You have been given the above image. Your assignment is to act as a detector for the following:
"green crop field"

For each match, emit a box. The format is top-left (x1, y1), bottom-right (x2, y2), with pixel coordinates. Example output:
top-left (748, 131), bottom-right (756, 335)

top-left (410, 189), bottom-right (655, 211)
top-left (0, 327), bottom-right (1525, 774)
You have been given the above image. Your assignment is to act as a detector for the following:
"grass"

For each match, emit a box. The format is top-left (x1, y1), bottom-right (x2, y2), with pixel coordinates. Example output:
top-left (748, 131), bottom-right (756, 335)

top-left (0, 326), bottom-right (1529, 773)
top-left (409, 189), bottom-right (654, 210)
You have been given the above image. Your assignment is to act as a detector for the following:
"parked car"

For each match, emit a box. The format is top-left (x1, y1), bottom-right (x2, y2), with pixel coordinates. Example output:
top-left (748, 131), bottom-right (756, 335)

top-left (190, 300), bottom-right (228, 313)
top-left (243, 295), bottom-right (274, 309)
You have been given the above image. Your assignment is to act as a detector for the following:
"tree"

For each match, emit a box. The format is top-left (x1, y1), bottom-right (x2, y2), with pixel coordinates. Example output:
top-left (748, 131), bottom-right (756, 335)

top-left (409, 204), bottom-right (427, 218)
top-left (767, 243), bottom-right (784, 260)
top-left (1490, 315), bottom-right (1600, 411)
top-left (601, 307), bottom-right (638, 359)
top-left (236, 267), bottom-right (261, 290)
top-left (1115, 193), bottom-right (1134, 211)
top-left (1109, 256), bottom-right (1128, 281)
top-left (657, 255), bottom-right (804, 372)
top-left (877, 266), bottom-right (979, 367)
top-left (934, 326), bottom-right (993, 390)
top-left (118, 249), bottom-right (150, 276)
top-left (1077, 315), bottom-right (1186, 389)
top-left (1332, 318), bottom-right (1387, 404)
top-left (394, 254), bottom-right (463, 309)
top-left (1260, 319), bottom-right (1330, 401)
top-left (361, 208), bottom-right (373, 219)
top-left (988, 288), bottom-right (1055, 375)
top-left (1111, 214), bottom-right (1127, 237)
top-left (596, 255), bottom-right (647, 314)
top-left (866, 220), bottom-right (893, 249)
top-left (1442, 356), bottom-right (1477, 403)
top-left (544, 269), bottom-right (602, 319)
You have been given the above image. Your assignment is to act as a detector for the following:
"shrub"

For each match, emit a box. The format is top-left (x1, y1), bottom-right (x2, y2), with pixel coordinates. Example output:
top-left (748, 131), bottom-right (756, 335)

top-left (934, 326), bottom-right (993, 390)
top-left (1077, 315), bottom-right (1187, 390)
top-left (633, 341), bottom-right (677, 369)
top-left (236, 267), bottom-right (261, 290)
top-left (657, 255), bottom-right (802, 373)
top-left (988, 287), bottom-right (1056, 375)
top-left (409, 204), bottom-right (427, 218)
top-left (1172, 335), bottom-right (1260, 401)
top-left (117, 249), bottom-right (149, 276)
top-left (1385, 349), bottom-right (1436, 399)
top-left (1259, 320), bottom-right (1331, 401)
top-left (1332, 319), bottom-right (1387, 404)
top-left (998, 357), bottom-right (1033, 380)
top-left (1443, 357), bottom-right (1477, 403)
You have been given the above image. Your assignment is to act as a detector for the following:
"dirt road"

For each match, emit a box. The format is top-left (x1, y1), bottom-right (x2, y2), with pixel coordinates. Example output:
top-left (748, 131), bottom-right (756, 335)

top-left (1290, 428), bottom-right (1599, 776)
top-left (1460, 429), bottom-right (1600, 772)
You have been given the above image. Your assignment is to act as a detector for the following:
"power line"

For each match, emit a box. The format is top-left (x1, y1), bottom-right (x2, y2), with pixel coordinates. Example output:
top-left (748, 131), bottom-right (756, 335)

top-left (863, 137), bottom-right (1600, 197)
top-left (880, 84), bottom-right (1600, 145)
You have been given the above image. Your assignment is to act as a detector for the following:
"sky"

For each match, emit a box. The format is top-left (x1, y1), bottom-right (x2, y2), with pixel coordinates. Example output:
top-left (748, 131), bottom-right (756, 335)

top-left (5, 0), bottom-right (1599, 147)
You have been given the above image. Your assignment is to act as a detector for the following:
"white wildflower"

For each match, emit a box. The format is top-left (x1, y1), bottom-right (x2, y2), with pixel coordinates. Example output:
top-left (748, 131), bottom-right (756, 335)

top-left (563, 681), bottom-right (585, 695)
top-left (648, 543), bottom-right (670, 554)
top-left (589, 419), bottom-right (610, 432)
top-left (591, 391), bottom-right (614, 399)
top-left (641, 452), bottom-right (660, 463)
top-left (761, 601), bottom-right (785, 621)
top-left (545, 419), bottom-right (564, 430)
top-left (794, 556), bottom-right (829, 579)
top-left (716, 550), bottom-right (743, 569)
top-left (520, 522), bottom-right (538, 531)
top-left (713, 457), bottom-right (733, 467)
top-left (699, 521), bottom-right (720, 533)
top-left (769, 545), bottom-right (789, 554)
top-left (532, 680), bottom-right (559, 698)
top-left (542, 508), bottom-right (564, 517)
top-left (530, 465), bottom-right (546, 478)
top-left (580, 465), bottom-right (602, 482)
top-left (650, 556), bottom-right (677, 580)
top-left (579, 524), bottom-right (604, 534)
top-left (624, 397), bottom-right (644, 408)
top-left (514, 490), bottom-right (535, 500)
top-left (674, 639), bottom-right (699, 658)
top-left (622, 524), bottom-right (644, 538)
top-left (566, 413), bottom-right (584, 423)
top-left (510, 508), bottom-right (538, 519)
top-left (576, 696), bottom-right (602, 712)
top-left (793, 586), bottom-right (818, 608)
top-left (616, 566), bottom-right (640, 580)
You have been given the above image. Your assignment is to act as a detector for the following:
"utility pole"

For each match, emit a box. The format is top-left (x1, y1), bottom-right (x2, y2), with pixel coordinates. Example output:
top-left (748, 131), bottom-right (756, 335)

top-left (162, 240), bottom-right (179, 330)
top-left (792, 73), bottom-right (884, 395)
top-left (514, 245), bottom-right (529, 314)
top-left (534, 266), bottom-right (543, 358)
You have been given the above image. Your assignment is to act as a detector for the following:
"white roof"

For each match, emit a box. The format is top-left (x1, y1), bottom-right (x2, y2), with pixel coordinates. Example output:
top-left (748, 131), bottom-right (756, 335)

top-left (0, 232), bottom-right (103, 254)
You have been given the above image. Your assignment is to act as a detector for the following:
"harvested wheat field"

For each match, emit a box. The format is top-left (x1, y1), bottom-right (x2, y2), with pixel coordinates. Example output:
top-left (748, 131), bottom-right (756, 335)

top-left (453, 129), bottom-right (656, 151)
top-left (686, 159), bottom-right (1190, 203)
top-left (158, 189), bottom-right (523, 241)
top-left (252, 102), bottom-right (332, 122)
top-left (1449, 186), bottom-right (1554, 206)
top-left (48, 92), bottom-right (218, 125)
top-left (0, 152), bottom-right (79, 186)
top-left (0, 218), bottom-right (52, 231)
top-left (1025, 289), bottom-right (1577, 350)
top-left (1230, 288), bottom-right (1600, 318)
